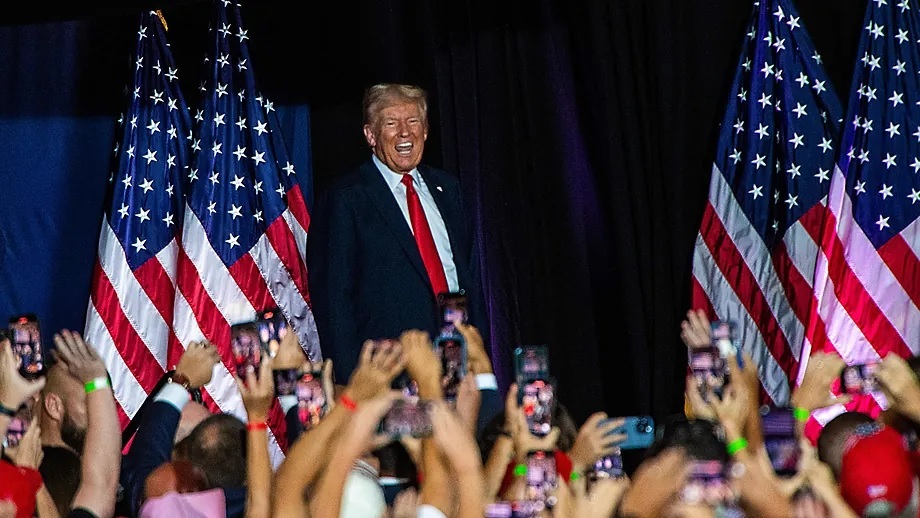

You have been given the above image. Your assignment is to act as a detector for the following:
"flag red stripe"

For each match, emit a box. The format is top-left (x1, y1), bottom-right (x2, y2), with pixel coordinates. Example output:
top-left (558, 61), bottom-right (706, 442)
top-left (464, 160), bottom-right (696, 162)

top-left (286, 185), bottom-right (311, 233)
top-left (690, 275), bottom-right (716, 319)
top-left (264, 215), bottom-right (309, 298)
top-left (876, 234), bottom-right (920, 310)
top-left (227, 254), bottom-right (277, 315)
top-left (131, 259), bottom-right (188, 369)
top-left (802, 206), bottom-right (913, 359)
top-left (90, 260), bottom-right (164, 393)
top-left (699, 203), bottom-right (800, 381)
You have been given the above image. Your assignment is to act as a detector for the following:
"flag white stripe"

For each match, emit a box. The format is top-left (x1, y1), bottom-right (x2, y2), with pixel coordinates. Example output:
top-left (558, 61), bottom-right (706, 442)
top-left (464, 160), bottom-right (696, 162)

top-left (157, 238), bottom-right (179, 284)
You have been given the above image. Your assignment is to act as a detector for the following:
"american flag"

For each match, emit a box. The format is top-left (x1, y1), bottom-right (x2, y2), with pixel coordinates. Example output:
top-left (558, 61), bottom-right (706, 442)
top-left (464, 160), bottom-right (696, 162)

top-left (804, 0), bottom-right (920, 428)
top-left (173, 0), bottom-right (319, 461)
top-left (691, 0), bottom-right (844, 407)
top-left (85, 11), bottom-right (194, 429)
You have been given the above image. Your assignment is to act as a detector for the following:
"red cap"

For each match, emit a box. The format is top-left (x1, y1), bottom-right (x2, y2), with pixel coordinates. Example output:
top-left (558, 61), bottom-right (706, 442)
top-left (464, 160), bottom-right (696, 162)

top-left (0, 461), bottom-right (43, 518)
top-left (839, 424), bottom-right (914, 516)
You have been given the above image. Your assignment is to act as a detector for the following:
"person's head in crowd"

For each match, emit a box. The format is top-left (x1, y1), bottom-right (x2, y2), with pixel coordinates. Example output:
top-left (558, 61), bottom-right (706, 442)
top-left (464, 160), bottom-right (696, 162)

top-left (38, 362), bottom-right (88, 454)
top-left (838, 423), bottom-right (916, 517)
top-left (339, 460), bottom-right (387, 518)
top-left (479, 401), bottom-right (579, 461)
top-left (362, 83), bottom-right (429, 174)
top-left (173, 413), bottom-right (247, 490)
top-left (647, 416), bottom-right (728, 463)
top-left (816, 410), bottom-right (875, 477)
top-left (144, 460), bottom-right (209, 501)
top-left (175, 401), bottom-right (212, 445)
top-left (38, 446), bottom-right (81, 516)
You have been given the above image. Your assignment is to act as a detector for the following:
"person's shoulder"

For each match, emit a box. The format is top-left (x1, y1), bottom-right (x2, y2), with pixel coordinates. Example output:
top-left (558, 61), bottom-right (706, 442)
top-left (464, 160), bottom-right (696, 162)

top-left (419, 164), bottom-right (459, 187)
top-left (323, 159), bottom-right (378, 194)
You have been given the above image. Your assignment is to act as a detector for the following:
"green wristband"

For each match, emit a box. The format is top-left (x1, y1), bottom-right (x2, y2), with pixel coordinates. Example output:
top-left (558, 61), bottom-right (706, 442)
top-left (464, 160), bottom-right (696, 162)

top-left (793, 407), bottom-right (811, 422)
top-left (570, 471), bottom-right (582, 482)
top-left (84, 376), bottom-right (111, 394)
top-left (513, 464), bottom-right (527, 477)
top-left (726, 437), bottom-right (749, 456)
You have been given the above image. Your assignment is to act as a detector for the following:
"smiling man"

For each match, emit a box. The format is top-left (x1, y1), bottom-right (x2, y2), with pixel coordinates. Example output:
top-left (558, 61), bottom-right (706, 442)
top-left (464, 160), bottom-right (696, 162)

top-left (306, 83), bottom-right (489, 384)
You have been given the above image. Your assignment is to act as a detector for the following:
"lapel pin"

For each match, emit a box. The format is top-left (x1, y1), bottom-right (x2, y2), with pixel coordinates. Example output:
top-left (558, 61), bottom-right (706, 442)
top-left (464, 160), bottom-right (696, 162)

top-left (436, 185), bottom-right (443, 192)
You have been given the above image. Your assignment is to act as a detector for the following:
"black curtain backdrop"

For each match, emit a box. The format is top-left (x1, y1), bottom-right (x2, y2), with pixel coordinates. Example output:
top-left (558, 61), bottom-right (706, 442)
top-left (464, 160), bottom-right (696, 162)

top-left (0, 0), bottom-right (867, 426)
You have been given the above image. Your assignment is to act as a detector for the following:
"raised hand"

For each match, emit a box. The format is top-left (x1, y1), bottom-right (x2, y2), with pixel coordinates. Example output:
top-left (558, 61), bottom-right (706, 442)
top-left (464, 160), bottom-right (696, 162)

top-left (345, 340), bottom-right (405, 403)
top-left (568, 413), bottom-right (626, 472)
top-left (236, 356), bottom-right (275, 423)
top-left (52, 330), bottom-right (107, 384)
top-left (680, 309), bottom-right (711, 349)
top-left (175, 340), bottom-right (221, 389)
top-left (791, 352), bottom-right (849, 413)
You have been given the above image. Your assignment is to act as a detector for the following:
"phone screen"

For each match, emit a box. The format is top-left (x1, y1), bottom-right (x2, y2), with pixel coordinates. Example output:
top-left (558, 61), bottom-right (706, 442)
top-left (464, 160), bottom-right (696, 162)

top-left (689, 346), bottom-right (727, 400)
top-left (437, 292), bottom-right (468, 336)
top-left (841, 363), bottom-right (880, 395)
top-left (437, 335), bottom-right (466, 402)
top-left (514, 345), bottom-right (550, 381)
top-left (257, 308), bottom-right (288, 358)
top-left (680, 460), bottom-right (733, 506)
top-left (4, 404), bottom-right (32, 449)
top-left (519, 379), bottom-right (555, 437)
top-left (525, 450), bottom-right (557, 510)
top-left (230, 321), bottom-right (264, 378)
top-left (379, 399), bottom-right (433, 438)
top-left (762, 407), bottom-right (800, 477)
top-left (294, 371), bottom-right (328, 429)
top-left (9, 314), bottom-right (44, 379)
top-left (590, 451), bottom-right (625, 481)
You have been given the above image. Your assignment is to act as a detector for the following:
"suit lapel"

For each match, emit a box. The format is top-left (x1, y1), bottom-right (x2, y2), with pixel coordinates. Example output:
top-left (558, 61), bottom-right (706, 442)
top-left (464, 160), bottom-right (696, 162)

top-left (419, 166), bottom-right (464, 264)
top-left (359, 160), bottom-right (432, 289)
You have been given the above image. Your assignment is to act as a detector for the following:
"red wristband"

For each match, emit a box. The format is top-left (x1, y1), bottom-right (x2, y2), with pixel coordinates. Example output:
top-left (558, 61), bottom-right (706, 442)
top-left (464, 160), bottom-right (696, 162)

top-left (339, 394), bottom-right (358, 412)
top-left (247, 421), bottom-right (268, 432)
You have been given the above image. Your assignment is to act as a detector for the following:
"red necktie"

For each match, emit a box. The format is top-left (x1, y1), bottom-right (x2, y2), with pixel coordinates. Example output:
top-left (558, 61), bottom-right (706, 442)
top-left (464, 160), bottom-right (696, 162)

top-left (402, 174), bottom-right (449, 296)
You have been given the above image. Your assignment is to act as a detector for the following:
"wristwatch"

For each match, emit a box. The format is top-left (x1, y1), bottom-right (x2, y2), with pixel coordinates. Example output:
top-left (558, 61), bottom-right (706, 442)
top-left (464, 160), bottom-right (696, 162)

top-left (169, 371), bottom-right (193, 392)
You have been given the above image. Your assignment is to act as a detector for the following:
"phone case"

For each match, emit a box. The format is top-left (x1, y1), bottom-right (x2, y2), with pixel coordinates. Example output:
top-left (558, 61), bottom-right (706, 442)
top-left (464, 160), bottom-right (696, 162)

top-left (615, 416), bottom-right (655, 450)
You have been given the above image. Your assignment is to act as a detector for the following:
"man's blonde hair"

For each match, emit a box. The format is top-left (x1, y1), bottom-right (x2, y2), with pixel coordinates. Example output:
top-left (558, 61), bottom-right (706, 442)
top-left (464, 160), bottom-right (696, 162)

top-left (362, 83), bottom-right (428, 127)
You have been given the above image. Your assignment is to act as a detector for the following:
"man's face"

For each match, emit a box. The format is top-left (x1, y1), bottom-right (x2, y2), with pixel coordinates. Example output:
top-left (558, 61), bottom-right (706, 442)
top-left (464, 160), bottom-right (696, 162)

top-left (364, 101), bottom-right (427, 174)
top-left (59, 377), bottom-right (88, 453)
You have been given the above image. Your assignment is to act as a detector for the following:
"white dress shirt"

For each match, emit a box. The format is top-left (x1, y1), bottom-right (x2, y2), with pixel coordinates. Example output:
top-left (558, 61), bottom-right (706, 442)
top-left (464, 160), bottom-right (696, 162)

top-left (372, 154), bottom-right (459, 292)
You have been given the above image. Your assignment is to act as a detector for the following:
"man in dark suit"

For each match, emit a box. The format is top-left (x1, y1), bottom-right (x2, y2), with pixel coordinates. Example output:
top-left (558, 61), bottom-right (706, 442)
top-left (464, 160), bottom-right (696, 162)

top-left (307, 83), bottom-right (489, 384)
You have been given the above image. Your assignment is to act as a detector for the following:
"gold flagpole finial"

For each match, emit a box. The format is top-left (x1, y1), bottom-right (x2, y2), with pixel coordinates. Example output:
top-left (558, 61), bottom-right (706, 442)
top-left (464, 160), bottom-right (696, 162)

top-left (155, 10), bottom-right (168, 31)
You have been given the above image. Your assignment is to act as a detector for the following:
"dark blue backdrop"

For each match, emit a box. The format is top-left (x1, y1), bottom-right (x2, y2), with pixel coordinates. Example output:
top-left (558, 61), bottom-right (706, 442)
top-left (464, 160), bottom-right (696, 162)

top-left (0, 19), bottom-right (312, 341)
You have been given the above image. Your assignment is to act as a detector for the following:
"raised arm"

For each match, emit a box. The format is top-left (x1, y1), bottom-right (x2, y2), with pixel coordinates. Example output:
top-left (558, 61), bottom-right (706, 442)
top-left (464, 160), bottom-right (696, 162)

top-left (53, 330), bottom-right (119, 518)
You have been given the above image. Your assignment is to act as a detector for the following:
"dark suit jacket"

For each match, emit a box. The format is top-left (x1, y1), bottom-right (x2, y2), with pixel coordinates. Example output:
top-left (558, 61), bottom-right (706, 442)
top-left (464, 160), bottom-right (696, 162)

top-left (307, 158), bottom-right (489, 383)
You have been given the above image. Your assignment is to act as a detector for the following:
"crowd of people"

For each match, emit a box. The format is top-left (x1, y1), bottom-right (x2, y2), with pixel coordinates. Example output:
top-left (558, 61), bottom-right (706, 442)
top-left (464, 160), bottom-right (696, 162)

top-left (0, 309), bottom-right (918, 517)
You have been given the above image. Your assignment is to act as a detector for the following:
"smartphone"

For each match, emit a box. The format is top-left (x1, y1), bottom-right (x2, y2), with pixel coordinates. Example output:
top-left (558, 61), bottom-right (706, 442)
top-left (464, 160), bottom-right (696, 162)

top-left (689, 346), bottom-right (728, 401)
top-left (379, 399), bottom-right (433, 438)
top-left (761, 407), bottom-right (800, 477)
top-left (519, 378), bottom-right (555, 437)
top-left (841, 363), bottom-right (880, 395)
top-left (4, 403), bottom-right (32, 449)
top-left (680, 460), bottom-right (733, 506)
top-left (525, 450), bottom-right (558, 510)
top-left (230, 321), bottom-right (266, 378)
top-left (437, 291), bottom-right (468, 336)
top-left (257, 307), bottom-right (288, 358)
top-left (710, 319), bottom-right (742, 367)
top-left (8, 314), bottom-right (45, 379)
top-left (608, 416), bottom-right (655, 450)
top-left (589, 450), bottom-right (625, 481)
top-left (514, 345), bottom-right (550, 381)
top-left (435, 334), bottom-right (466, 402)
